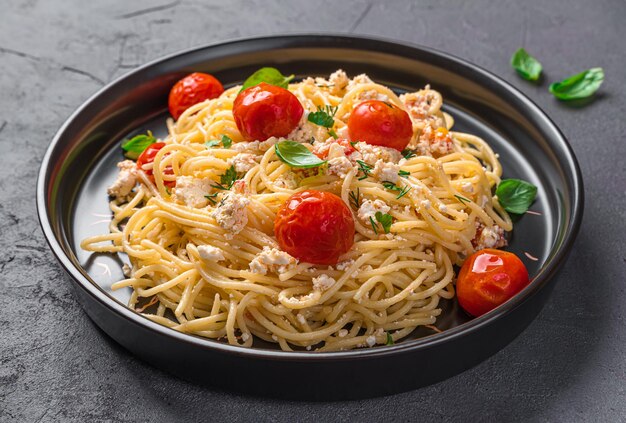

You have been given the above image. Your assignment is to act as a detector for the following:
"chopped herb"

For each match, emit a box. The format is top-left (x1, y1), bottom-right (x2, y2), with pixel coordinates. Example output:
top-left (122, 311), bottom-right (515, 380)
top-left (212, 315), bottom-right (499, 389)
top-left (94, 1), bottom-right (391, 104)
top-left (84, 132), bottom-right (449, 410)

top-left (454, 194), bottom-right (471, 205)
top-left (275, 141), bottom-right (326, 168)
top-left (308, 105), bottom-right (337, 128)
top-left (165, 188), bottom-right (171, 195)
top-left (401, 149), bottom-right (416, 159)
top-left (308, 137), bottom-right (315, 145)
top-left (349, 140), bottom-right (358, 148)
top-left (356, 160), bottom-right (372, 180)
top-left (211, 165), bottom-right (238, 190)
top-left (398, 169), bottom-right (410, 178)
top-left (328, 128), bottom-right (338, 139)
top-left (205, 134), bottom-right (233, 149)
top-left (382, 181), bottom-right (401, 192)
top-left (511, 48), bottom-right (543, 81)
top-left (349, 188), bottom-right (361, 209)
top-left (204, 193), bottom-right (218, 205)
top-left (375, 212), bottom-right (393, 234)
top-left (241, 67), bottom-right (294, 91)
top-left (549, 68), bottom-right (604, 100)
top-left (396, 185), bottom-right (411, 200)
top-left (121, 131), bottom-right (156, 159)
top-left (496, 178), bottom-right (537, 214)
top-left (386, 332), bottom-right (394, 346)
top-left (369, 216), bottom-right (378, 235)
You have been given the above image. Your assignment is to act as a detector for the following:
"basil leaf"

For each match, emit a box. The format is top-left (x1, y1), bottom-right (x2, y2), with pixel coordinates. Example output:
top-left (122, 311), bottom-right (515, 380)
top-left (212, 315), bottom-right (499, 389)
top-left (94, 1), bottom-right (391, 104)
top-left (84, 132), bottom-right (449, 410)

top-left (511, 48), bottom-right (543, 81)
top-left (241, 67), bottom-right (294, 91)
top-left (121, 132), bottom-right (156, 159)
top-left (549, 68), bottom-right (604, 100)
top-left (375, 212), bottom-right (393, 234)
top-left (274, 141), bottom-right (326, 168)
top-left (221, 135), bottom-right (233, 148)
top-left (496, 179), bottom-right (537, 214)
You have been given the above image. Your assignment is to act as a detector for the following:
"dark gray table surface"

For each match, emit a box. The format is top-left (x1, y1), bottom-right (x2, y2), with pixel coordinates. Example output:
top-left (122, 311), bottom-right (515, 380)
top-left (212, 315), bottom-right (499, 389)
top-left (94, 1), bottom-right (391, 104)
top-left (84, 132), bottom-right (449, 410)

top-left (1, 0), bottom-right (624, 421)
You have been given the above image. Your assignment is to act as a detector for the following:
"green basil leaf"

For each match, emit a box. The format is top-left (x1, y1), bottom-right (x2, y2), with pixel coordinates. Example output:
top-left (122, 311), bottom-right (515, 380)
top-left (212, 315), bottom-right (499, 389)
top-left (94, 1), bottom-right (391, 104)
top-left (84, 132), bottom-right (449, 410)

top-left (496, 179), bottom-right (537, 214)
top-left (511, 48), bottom-right (543, 81)
top-left (221, 135), bottom-right (233, 148)
top-left (121, 132), bottom-right (156, 159)
top-left (375, 211), bottom-right (393, 234)
top-left (274, 141), bottom-right (326, 168)
top-left (241, 67), bottom-right (294, 91)
top-left (549, 68), bottom-right (604, 100)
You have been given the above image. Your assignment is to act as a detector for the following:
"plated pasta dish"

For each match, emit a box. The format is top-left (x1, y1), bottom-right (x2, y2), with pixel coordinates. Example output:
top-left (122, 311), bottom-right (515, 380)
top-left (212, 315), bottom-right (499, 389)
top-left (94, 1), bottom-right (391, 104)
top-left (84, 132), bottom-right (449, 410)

top-left (82, 67), bottom-right (536, 351)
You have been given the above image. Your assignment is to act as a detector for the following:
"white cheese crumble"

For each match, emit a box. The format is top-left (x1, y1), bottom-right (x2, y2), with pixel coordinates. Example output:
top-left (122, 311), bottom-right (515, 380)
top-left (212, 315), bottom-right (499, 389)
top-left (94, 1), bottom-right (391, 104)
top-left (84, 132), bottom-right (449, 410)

top-left (312, 274), bottom-right (336, 291)
top-left (274, 171), bottom-right (298, 189)
top-left (438, 203), bottom-right (448, 213)
top-left (211, 193), bottom-right (250, 236)
top-left (473, 223), bottom-right (507, 251)
top-left (357, 199), bottom-right (391, 223)
top-left (327, 156), bottom-right (354, 178)
top-left (366, 335), bottom-right (376, 347)
top-left (107, 160), bottom-right (138, 200)
top-left (461, 182), bottom-right (474, 193)
top-left (241, 332), bottom-right (250, 342)
top-left (249, 246), bottom-right (297, 275)
top-left (353, 143), bottom-right (402, 165)
top-left (420, 199), bottom-right (431, 210)
top-left (228, 153), bottom-right (258, 173)
top-left (328, 69), bottom-right (349, 95)
top-left (172, 176), bottom-right (212, 208)
top-left (336, 259), bottom-right (355, 271)
top-left (338, 329), bottom-right (349, 338)
top-left (372, 160), bottom-right (400, 183)
top-left (197, 245), bottom-right (225, 262)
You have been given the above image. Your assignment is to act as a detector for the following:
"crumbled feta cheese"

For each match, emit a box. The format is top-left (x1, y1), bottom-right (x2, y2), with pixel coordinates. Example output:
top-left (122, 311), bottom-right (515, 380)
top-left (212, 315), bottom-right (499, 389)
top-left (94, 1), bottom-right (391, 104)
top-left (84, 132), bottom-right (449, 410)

top-left (172, 176), bottom-right (212, 208)
top-left (480, 195), bottom-right (490, 207)
top-left (438, 203), bottom-right (448, 213)
top-left (372, 160), bottom-right (400, 183)
top-left (197, 245), bottom-right (225, 262)
top-left (336, 259), bottom-right (355, 271)
top-left (461, 182), bottom-right (474, 193)
top-left (312, 274), bottom-right (336, 291)
top-left (107, 160), bottom-right (138, 200)
top-left (338, 329), bottom-right (349, 338)
top-left (274, 171), bottom-right (298, 189)
top-left (228, 153), bottom-right (258, 173)
top-left (211, 193), bottom-right (250, 236)
top-left (122, 263), bottom-right (132, 277)
top-left (366, 335), bottom-right (376, 347)
top-left (346, 73), bottom-right (373, 91)
top-left (416, 124), bottom-right (454, 157)
top-left (271, 335), bottom-right (278, 341)
top-left (328, 156), bottom-right (354, 178)
top-left (232, 141), bottom-right (261, 153)
top-left (328, 69), bottom-right (349, 95)
top-left (354, 143), bottom-right (402, 164)
top-left (420, 199), bottom-right (431, 210)
top-left (357, 89), bottom-right (389, 102)
top-left (297, 313), bottom-right (307, 325)
top-left (249, 246), bottom-right (298, 275)
top-left (473, 223), bottom-right (507, 251)
top-left (357, 199), bottom-right (391, 223)
top-left (241, 332), bottom-right (250, 342)
top-left (287, 117), bottom-right (317, 144)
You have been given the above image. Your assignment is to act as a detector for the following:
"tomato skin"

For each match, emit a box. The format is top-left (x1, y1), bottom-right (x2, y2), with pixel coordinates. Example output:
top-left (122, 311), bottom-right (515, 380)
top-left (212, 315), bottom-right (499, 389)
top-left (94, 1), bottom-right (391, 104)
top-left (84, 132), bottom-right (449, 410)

top-left (233, 82), bottom-right (303, 141)
top-left (274, 190), bottom-right (355, 265)
top-left (136, 142), bottom-right (175, 187)
top-left (457, 249), bottom-right (530, 317)
top-left (347, 100), bottom-right (413, 151)
top-left (168, 72), bottom-right (224, 120)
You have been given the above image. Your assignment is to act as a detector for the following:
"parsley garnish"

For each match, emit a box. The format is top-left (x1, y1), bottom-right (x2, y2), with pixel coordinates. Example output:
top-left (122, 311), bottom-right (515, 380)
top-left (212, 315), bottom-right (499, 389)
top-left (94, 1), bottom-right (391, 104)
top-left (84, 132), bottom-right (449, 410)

top-left (204, 193), bottom-right (218, 205)
top-left (386, 332), bottom-right (394, 346)
top-left (454, 194), bottom-right (471, 205)
top-left (211, 165), bottom-right (238, 190)
top-left (382, 181), bottom-right (412, 200)
top-left (349, 189), bottom-right (361, 209)
top-left (401, 149), bottom-right (416, 159)
top-left (308, 105), bottom-right (337, 128)
top-left (356, 160), bottom-right (372, 180)
top-left (375, 212), bottom-right (393, 234)
top-left (205, 135), bottom-right (233, 149)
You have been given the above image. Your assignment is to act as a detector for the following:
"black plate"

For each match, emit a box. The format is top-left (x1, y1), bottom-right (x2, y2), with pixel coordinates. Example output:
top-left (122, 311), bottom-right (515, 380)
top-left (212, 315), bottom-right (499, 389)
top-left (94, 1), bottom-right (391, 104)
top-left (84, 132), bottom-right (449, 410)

top-left (37, 35), bottom-right (583, 400)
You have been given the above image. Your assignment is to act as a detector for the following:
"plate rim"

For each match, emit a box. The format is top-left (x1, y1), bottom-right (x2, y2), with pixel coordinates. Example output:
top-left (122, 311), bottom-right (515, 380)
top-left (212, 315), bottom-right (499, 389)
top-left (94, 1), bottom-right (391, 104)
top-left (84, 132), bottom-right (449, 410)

top-left (36, 33), bottom-right (584, 361)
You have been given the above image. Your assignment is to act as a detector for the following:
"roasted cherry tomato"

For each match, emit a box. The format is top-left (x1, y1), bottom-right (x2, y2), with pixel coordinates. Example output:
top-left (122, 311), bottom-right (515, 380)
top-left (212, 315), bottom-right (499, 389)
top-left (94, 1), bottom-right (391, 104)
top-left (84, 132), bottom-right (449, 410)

top-left (457, 249), bottom-right (530, 317)
top-left (136, 142), bottom-right (175, 187)
top-left (168, 72), bottom-right (224, 120)
top-left (347, 100), bottom-right (413, 151)
top-left (233, 82), bottom-right (303, 141)
top-left (274, 190), bottom-right (355, 265)
top-left (314, 138), bottom-right (356, 159)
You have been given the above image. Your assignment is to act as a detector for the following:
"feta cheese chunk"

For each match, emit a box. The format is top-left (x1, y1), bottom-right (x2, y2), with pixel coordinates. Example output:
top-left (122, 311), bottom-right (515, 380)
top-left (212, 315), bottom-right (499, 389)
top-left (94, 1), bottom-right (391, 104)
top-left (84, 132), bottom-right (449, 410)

top-left (228, 153), bottom-right (258, 173)
top-left (357, 199), bottom-right (391, 223)
top-left (107, 160), bottom-right (138, 200)
top-left (353, 143), bottom-right (402, 165)
top-left (197, 245), bottom-right (225, 262)
top-left (372, 160), bottom-right (400, 183)
top-left (211, 193), bottom-right (250, 236)
top-left (473, 223), bottom-right (507, 251)
top-left (249, 246), bottom-right (298, 275)
top-left (328, 156), bottom-right (354, 178)
top-left (312, 274), bottom-right (336, 291)
top-left (172, 176), bottom-right (212, 208)
top-left (328, 69), bottom-right (349, 95)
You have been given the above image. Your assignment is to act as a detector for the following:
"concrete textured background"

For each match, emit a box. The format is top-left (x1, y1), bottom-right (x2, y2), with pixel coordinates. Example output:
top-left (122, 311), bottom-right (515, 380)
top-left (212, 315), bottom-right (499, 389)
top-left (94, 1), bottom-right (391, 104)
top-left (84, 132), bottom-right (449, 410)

top-left (1, 0), bottom-right (625, 421)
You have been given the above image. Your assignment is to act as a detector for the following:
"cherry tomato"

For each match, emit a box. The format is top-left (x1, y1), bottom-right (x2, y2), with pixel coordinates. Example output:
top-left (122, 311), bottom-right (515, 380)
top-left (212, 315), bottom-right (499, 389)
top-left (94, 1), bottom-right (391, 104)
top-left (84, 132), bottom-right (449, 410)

top-left (457, 249), bottom-right (530, 317)
top-left (136, 142), bottom-right (175, 187)
top-left (274, 190), bottom-right (355, 265)
top-left (314, 138), bottom-right (356, 159)
top-left (233, 82), bottom-right (303, 141)
top-left (168, 72), bottom-right (224, 120)
top-left (347, 100), bottom-right (413, 151)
